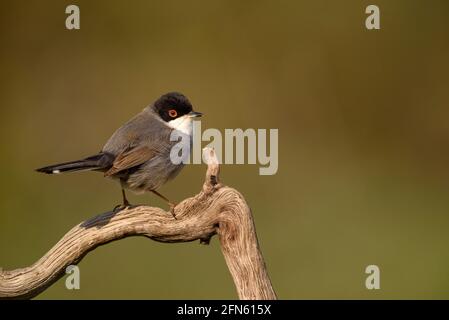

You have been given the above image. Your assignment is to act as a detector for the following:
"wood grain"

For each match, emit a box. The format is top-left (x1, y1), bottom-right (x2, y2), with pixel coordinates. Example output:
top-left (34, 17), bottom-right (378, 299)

top-left (0, 148), bottom-right (277, 300)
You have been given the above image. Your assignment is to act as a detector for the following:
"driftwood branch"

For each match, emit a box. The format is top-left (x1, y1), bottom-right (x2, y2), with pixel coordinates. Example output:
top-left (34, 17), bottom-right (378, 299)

top-left (0, 148), bottom-right (277, 300)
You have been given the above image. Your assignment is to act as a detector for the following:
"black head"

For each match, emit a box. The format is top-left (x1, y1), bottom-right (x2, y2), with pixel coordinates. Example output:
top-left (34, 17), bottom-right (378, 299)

top-left (153, 92), bottom-right (196, 122)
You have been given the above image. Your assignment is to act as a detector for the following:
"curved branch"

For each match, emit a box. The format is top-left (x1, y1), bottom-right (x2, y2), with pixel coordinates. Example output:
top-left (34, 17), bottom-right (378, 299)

top-left (0, 148), bottom-right (277, 300)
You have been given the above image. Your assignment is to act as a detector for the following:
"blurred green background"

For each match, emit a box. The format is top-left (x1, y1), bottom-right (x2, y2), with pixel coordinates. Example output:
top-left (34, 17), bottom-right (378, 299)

top-left (1, 0), bottom-right (449, 299)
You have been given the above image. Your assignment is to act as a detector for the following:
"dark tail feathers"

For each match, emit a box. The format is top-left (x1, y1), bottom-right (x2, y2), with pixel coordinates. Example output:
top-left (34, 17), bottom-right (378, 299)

top-left (36, 153), bottom-right (113, 175)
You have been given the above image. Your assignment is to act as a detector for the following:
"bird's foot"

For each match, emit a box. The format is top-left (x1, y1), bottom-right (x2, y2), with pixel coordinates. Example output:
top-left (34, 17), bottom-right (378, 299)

top-left (168, 202), bottom-right (178, 220)
top-left (113, 201), bottom-right (131, 212)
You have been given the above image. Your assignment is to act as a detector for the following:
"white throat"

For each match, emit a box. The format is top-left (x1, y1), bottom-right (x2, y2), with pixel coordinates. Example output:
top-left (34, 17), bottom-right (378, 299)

top-left (168, 115), bottom-right (193, 136)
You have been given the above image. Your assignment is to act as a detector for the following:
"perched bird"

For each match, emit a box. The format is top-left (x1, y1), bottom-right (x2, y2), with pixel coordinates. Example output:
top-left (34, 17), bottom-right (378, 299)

top-left (36, 92), bottom-right (202, 215)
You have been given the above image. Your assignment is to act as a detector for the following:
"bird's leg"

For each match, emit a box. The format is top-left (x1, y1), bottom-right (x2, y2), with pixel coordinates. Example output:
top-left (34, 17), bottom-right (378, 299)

top-left (114, 188), bottom-right (131, 211)
top-left (122, 188), bottom-right (130, 207)
top-left (150, 190), bottom-right (177, 219)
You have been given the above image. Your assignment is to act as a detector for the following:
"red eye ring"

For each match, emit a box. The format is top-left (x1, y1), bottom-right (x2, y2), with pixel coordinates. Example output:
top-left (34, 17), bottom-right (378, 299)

top-left (168, 109), bottom-right (177, 118)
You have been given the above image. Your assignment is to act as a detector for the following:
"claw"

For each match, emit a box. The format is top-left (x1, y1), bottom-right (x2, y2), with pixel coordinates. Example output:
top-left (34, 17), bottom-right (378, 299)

top-left (169, 203), bottom-right (177, 220)
top-left (113, 202), bottom-right (130, 212)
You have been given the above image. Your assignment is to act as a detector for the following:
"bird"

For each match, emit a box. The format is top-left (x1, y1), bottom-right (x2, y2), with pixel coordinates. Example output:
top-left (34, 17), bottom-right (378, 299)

top-left (36, 92), bottom-right (202, 217)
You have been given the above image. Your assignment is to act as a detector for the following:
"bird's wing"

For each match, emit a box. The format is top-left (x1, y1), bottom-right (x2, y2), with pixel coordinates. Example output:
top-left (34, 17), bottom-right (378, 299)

top-left (102, 108), bottom-right (173, 155)
top-left (101, 108), bottom-right (176, 178)
top-left (104, 146), bottom-right (158, 177)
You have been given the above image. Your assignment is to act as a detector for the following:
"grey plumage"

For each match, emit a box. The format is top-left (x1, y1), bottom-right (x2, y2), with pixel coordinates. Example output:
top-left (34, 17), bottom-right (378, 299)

top-left (36, 92), bottom-right (201, 206)
top-left (102, 106), bottom-right (185, 191)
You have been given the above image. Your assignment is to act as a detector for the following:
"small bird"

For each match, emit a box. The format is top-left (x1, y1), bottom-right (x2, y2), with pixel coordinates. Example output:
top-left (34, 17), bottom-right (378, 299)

top-left (36, 92), bottom-right (202, 215)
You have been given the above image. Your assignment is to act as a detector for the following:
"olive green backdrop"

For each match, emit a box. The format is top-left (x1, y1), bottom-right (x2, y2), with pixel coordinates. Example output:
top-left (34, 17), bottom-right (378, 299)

top-left (1, 0), bottom-right (449, 299)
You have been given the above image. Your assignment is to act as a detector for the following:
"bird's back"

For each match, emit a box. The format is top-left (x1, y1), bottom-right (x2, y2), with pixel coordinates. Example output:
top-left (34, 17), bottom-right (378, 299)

top-left (102, 106), bottom-right (172, 156)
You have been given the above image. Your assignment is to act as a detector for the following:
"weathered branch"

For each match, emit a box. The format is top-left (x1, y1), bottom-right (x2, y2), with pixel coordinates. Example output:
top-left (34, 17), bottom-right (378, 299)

top-left (0, 148), bottom-right (277, 300)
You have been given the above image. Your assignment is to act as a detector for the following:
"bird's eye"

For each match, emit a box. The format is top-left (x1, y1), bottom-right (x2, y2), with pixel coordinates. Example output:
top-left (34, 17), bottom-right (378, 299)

top-left (168, 109), bottom-right (178, 118)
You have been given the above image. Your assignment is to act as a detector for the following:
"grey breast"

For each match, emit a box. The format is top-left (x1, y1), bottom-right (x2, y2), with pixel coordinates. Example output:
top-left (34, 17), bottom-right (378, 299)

top-left (102, 106), bottom-right (185, 192)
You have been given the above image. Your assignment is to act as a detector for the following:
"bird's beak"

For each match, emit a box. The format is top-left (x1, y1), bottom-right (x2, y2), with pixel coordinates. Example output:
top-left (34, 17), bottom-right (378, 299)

top-left (188, 111), bottom-right (203, 118)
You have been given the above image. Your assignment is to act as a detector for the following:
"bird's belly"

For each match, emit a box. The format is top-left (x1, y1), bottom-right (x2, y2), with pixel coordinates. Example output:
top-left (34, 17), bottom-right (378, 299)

top-left (120, 158), bottom-right (185, 193)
